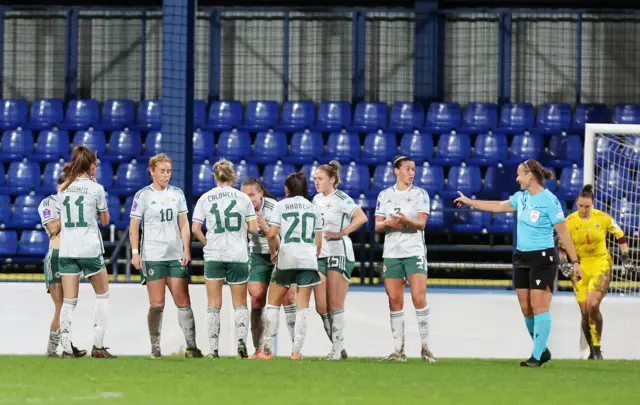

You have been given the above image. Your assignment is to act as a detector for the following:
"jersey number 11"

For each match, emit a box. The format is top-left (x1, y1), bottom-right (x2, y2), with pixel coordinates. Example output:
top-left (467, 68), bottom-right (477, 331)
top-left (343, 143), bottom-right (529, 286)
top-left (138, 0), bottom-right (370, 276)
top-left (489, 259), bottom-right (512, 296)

top-left (62, 196), bottom-right (88, 228)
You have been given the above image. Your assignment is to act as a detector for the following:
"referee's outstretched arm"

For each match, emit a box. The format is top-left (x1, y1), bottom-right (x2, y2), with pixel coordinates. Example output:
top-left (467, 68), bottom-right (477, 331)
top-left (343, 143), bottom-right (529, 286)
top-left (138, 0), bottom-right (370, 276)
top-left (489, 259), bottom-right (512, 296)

top-left (453, 192), bottom-right (515, 213)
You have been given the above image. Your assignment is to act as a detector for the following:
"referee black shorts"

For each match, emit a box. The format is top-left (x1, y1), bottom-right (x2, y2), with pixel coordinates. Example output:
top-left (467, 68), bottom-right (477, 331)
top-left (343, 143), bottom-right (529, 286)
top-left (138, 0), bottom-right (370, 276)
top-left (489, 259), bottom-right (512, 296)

top-left (513, 248), bottom-right (558, 291)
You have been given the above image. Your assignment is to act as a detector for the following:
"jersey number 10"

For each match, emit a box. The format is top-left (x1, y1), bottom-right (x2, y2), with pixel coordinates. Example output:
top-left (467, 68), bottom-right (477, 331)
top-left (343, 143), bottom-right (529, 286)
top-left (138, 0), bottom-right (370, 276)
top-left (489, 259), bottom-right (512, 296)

top-left (62, 196), bottom-right (88, 228)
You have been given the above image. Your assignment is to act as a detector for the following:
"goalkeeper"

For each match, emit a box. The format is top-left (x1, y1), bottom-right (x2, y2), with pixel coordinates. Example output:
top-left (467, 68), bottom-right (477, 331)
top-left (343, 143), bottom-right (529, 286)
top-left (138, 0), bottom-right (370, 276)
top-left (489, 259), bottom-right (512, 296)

top-left (558, 185), bottom-right (635, 360)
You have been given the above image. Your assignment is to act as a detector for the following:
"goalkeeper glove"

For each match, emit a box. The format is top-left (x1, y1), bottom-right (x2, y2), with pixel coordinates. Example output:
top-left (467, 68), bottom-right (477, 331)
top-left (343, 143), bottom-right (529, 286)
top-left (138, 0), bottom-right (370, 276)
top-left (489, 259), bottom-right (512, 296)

top-left (559, 262), bottom-right (573, 279)
top-left (621, 253), bottom-right (635, 277)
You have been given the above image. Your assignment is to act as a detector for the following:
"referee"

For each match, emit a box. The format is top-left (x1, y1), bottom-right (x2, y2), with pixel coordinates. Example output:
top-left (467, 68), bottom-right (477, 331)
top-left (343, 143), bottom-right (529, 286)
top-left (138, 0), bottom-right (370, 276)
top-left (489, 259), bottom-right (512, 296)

top-left (454, 159), bottom-right (582, 367)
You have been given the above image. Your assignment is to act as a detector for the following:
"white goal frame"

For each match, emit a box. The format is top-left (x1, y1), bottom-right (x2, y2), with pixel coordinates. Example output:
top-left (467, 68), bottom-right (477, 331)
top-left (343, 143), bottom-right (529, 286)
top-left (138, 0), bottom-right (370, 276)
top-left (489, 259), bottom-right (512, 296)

top-left (583, 123), bottom-right (640, 185)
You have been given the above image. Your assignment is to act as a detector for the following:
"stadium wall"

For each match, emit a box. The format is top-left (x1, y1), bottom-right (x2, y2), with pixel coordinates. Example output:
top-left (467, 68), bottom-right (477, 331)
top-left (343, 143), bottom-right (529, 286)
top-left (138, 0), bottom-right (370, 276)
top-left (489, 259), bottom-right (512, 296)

top-left (2, 283), bottom-right (640, 359)
top-left (1, 9), bottom-right (639, 105)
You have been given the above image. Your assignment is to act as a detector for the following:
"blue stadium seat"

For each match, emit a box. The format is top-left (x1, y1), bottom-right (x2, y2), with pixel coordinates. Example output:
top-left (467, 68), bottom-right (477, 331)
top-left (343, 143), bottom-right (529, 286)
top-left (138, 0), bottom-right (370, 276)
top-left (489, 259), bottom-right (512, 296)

top-left (18, 230), bottom-right (49, 256)
top-left (314, 101), bottom-right (351, 132)
top-left (348, 102), bottom-right (388, 132)
top-left (193, 163), bottom-right (214, 197)
top-left (205, 100), bottom-right (242, 131)
top-left (277, 101), bottom-right (315, 131)
top-left (367, 162), bottom-right (396, 198)
top-left (0, 195), bottom-right (10, 224)
top-left (444, 164), bottom-right (482, 199)
top-left (240, 100), bottom-right (279, 131)
top-left (481, 164), bottom-right (517, 199)
top-left (97, 99), bottom-right (135, 131)
top-left (452, 206), bottom-right (490, 233)
top-left (595, 135), bottom-right (617, 167)
top-left (0, 164), bottom-right (5, 194)
top-left (117, 196), bottom-right (134, 228)
top-left (431, 132), bottom-right (471, 166)
top-left (508, 132), bottom-right (543, 162)
top-left (613, 104), bottom-right (640, 125)
top-left (112, 161), bottom-right (147, 196)
top-left (388, 102), bottom-right (424, 133)
top-left (355, 193), bottom-right (374, 231)
top-left (544, 133), bottom-right (582, 167)
top-left (7, 160), bottom-right (40, 194)
top-left (0, 99), bottom-right (27, 130)
top-left (283, 130), bottom-right (324, 164)
top-left (38, 160), bottom-right (65, 195)
top-left (33, 129), bottom-right (69, 162)
top-left (399, 131), bottom-right (434, 164)
top-left (358, 131), bottom-right (397, 165)
top-left (194, 100), bottom-right (207, 129)
top-left (572, 103), bottom-right (609, 131)
top-left (94, 160), bottom-right (114, 190)
top-left (215, 129), bottom-right (251, 161)
top-left (622, 135), bottom-right (640, 167)
top-left (302, 161), bottom-right (321, 197)
top-left (325, 130), bottom-right (360, 163)
top-left (72, 129), bottom-right (107, 155)
top-left (486, 211), bottom-right (515, 233)
top-left (461, 102), bottom-right (498, 133)
top-left (545, 178), bottom-right (558, 192)
top-left (0, 230), bottom-right (18, 256)
top-left (248, 130), bottom-right (287, 164)
top-left (556, 164), bottom-right (583, 200)
top-left (613, 198), bottom-right (639, 236)
top-left (141, 131), bottom-right (164, 159)
top-left (416, 162), bottom-right (445, 196)
top-left (535, 103), bottom-right (571, 133)
top-left (61, 99), bottom-right (99, 130)
top-left (106, 193), bottom-right (121, 226)
top-left (0, 128), bottom-right (33, 161)
top-left (233, 160), bottom-right (260, 189)
top-left (262, 162), bottom-right (294, 198)
top-left (133, 100), bottom-right (162, 131)
top-left (9, 192), bottom-right (43, 228)
top-left (28, 99), bottom-right (64, 130)
top-left (426, 194), bottom-right (445, 231)
top-left (468, 132), bottom-right (508, 165)
top-left (193, 130), bottom-right (214, 163)
top-left (425, 102), bottom-right (461, 132)
top-left (496, 102), bottom-right (534, 133)
top-left (340, 162), bottom-right (369, 197)
top-left (102, 130), bottom-right (143, 163)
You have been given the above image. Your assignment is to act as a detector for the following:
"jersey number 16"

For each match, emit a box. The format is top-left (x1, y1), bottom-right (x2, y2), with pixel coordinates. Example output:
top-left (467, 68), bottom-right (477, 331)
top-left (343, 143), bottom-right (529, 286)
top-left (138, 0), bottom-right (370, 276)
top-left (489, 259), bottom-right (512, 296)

top-left (210, 201), bottom-right (241, 233)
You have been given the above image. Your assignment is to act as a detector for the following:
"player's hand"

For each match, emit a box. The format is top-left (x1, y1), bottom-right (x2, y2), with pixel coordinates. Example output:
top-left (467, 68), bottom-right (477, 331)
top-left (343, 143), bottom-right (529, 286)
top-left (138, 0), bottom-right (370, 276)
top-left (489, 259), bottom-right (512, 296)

top-left (181, 251), bottom-right (191, 267)
top-left (572, 262), bottom-right (583, 282)
top-left (132, 254), bottom-right (142, 270)
top-left (384, 217), bottom-right (403, 229)
top-left (256, 213), bottom-right (269, 234)
top-left (453, 191), bottom-right (472, 208)
top-left (559, 262), bottom-right (572, 278)
top-left (270, 252), bottom-right (277, 265)
top-left (325, 231), bottom-right (344, 241)
top-left (621, 253), bottom-right (634, 277)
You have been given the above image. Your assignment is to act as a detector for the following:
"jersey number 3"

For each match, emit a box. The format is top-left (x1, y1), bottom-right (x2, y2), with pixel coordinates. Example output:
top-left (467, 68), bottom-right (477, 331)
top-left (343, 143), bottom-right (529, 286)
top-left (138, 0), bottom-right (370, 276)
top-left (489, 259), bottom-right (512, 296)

top-left (210, 201), bottom-right (241, 233)
top-left (62, 196), bottom-right (88, 228)
top-left (282, 212), bottom-right (316, 244)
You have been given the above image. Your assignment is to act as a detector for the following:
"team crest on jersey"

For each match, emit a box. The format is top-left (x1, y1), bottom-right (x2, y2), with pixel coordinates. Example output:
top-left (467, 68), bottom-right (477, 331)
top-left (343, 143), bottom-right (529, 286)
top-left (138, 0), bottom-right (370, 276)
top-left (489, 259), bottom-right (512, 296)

top-left (132, 201), bottom-right (138, 211)
top-left (148, 268), bottom-right (155, 276)
top-left (595, 223), bottom-right (601, 229)
top-left (529, 210), bottom-right (540, 223)
top-left (55, 272), bottom-right (60, 278)
top-left (43, 209), bottom-right (51, 219)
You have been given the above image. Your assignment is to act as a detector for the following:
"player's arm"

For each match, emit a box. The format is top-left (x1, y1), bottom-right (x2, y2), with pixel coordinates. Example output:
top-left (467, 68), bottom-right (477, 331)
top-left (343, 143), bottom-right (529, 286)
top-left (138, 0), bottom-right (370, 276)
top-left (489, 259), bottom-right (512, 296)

top-left (267, 224), bottom-right (280, 264)
top-left (246, 216), bottom-right (259, 234)
top-left (44, 219), bottom-right (61, 236)
top-left (97, 188), bottom-right (110, 226)
top-left (554, 222), bottom-right (582, 279)
top-left (395, 212), bottom-right (428, 230)
top-left (607, 215), bottom-right (634, 272)
top-left (191, 197), bottom-right (207, 246)
top-left (129, 217), bottom-right (143, 270)
top-left (454, 192), bottom-right (515, 213)
top-left (315, 231), bottom-right (322, 258)
top-left (178, 213), bottom-right (191, 266)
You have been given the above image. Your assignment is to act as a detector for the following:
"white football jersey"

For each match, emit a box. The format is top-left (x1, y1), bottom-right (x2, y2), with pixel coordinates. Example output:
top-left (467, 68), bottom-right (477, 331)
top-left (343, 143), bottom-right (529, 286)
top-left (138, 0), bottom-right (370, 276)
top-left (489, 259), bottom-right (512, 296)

top-left (56, 177), bottom-right (108, 258)
top-left (270, 196), bottom-right (322, 270)
top-left (375, 185), bottom-right (430, 259)
top-left (313, 189), bottom-right (358, 261)
top-left (193, 186), bottom-right (256, 263)
top-left (130, 185), bottom-right (188, 262)
top-left (38, 194), bottom-right (59, 238)
top-left (248, 197), bottom-right (277, 255)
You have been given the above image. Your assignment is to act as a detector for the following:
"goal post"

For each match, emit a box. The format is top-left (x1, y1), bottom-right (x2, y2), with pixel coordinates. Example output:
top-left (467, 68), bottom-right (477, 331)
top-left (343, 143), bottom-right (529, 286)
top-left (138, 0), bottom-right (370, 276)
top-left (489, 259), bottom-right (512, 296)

top-left (583, 124), bottom-right (640, 296)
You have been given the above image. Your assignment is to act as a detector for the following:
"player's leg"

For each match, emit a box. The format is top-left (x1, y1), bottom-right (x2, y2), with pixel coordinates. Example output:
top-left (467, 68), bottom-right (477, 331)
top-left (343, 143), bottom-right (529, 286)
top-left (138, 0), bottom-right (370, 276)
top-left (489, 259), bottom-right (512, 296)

top-left (282, 285), bottom-right (297, 343)
top-left (228, 263), bottom-right (250, 359)
top-left (326, 258), bottom-right (352, 360)
top-left (167, 261), bottom-right (202, 358)
top-left (314, 258), bottom-right (332, 344)
top-left (87, 263), bottom-right (116, 359)
top-left (47, 282), bottom-right (63, 357)
top-left (406, 256), bottom-right (435, 363)
top-left (382, 258), bottom-right (407, 361)
top-left (143, 262), bottom-right (167, 358)
top-left (204, 261), bottom-right (225, 358)
top-left (290, 270), bottom-right (321, 360)
top-left (572, 271), bottom-right (592, 358)
top-left (247, 254), bottom-right (273, 356)
top-left (586, 270), bottom-right (610, 360)
top-left (260, 269), bottom-right (292, 358)
top-left (58, 258), bottom-right (81, 357)
top-left (522, 258), bottom-right (556, 367)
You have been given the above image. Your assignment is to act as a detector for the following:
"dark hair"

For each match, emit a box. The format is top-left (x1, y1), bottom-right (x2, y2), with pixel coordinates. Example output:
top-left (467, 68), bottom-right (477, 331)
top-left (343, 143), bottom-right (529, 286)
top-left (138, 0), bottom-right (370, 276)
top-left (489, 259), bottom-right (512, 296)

top-left (393, 155), bottom-right (414, 169)
top-left (284, 171), bottom-right (308, 199)
top-left (578, 184), bottom-right (594, 200)
top-left (522, 159), bottom-right (554, 185)
top-left (57, 173), bottom-right (66, 185)
top-left (316, 160), bottom-right (341, 188)
top-left (242, 177), bottom-right (277, 201)
top-left (61, 145), bottom-right (97, 191)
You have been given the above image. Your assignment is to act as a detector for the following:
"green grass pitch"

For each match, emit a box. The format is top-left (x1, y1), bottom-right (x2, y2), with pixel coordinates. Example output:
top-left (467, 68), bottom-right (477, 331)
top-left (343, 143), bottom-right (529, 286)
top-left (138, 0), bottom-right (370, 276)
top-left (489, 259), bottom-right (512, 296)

top-left (1, 356), bottom-right (639, 405)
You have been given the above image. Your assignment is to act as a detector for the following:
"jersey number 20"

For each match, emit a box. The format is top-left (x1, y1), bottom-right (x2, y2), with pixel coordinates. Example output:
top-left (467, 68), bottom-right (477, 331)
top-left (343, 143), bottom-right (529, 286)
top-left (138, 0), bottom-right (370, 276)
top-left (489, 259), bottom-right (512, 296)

top-left (62, 196), bottom-right (88, 228)
top-left (282, 212), bottom-right (316, 244)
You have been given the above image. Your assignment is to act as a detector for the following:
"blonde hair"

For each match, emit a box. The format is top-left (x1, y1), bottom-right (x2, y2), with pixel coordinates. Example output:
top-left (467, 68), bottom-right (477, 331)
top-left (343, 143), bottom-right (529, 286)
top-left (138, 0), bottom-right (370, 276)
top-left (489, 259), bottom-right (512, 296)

top-left (149, 153), bottom-right (172, 170)
top-left (317, 160), bottom-right (341, 188)
top-left (213, 158), bottom-right (237, 185)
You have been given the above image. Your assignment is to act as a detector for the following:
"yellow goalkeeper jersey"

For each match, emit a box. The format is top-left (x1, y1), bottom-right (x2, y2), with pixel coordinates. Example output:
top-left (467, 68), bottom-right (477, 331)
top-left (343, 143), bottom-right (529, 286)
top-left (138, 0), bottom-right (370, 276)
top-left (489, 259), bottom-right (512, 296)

top-left (563, 209), bottom-right (625, 264)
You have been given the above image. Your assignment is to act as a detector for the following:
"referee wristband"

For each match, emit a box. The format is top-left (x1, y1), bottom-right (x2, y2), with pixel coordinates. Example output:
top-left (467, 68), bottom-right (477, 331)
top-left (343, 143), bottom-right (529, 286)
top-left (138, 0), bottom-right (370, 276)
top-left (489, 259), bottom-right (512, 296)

top-left (132, 249), bottom-right (139, 255)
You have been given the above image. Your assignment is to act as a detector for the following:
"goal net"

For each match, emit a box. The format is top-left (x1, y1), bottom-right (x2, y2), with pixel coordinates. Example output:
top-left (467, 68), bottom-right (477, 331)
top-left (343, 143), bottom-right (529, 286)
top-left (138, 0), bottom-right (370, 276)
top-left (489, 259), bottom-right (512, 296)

top-left (584, 124), bottom-right (640, 296)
